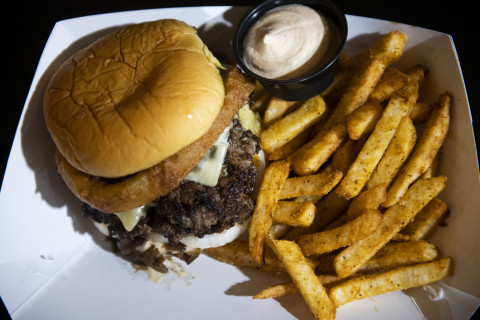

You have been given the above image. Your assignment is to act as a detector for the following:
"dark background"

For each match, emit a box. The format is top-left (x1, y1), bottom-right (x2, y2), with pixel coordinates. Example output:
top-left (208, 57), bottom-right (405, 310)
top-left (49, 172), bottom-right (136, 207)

top-left (0, 1), bottom-right (478, 319)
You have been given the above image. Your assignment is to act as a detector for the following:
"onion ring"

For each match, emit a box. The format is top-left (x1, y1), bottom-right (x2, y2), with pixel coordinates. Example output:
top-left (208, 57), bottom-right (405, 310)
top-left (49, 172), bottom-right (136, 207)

top-left (56, 67), bottom-right (255, 213)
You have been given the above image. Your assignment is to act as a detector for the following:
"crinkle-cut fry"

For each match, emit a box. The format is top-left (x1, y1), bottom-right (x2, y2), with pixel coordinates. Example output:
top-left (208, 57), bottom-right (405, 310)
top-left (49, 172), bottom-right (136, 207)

top-left (330, 257), bottom-right (453, 307)
top-left (280, 170), bottom-right (343, 199)
top-left (274, 201), bottom-right (316, 227)
top-left (261, 95), bottom-right (327, 153)
top-left (334, 176), bottom-right (448, 278)
top-left (336, 78), bottom-right (419, 199)
top-left (347, 183), bottom-right (387, 219)
top-left (383, 93), bottom-right (451, 207)
top-left (298, 209), bottom-right (382, 256)
top-left (401, 198), bottom-right (448, 241)
top-left (203, 240), bottom-right (285, 272)
top-left (358, 240), bottom-right (439, 272)
top-left (346, 99), bottom-right (383, 140)
top-left (263, 96), bottom-right (300, 128)
top-left (268, 239), bottom-right (336, 320)
top-left (369, 67), bottom-right (409, 102)
top-left (249, 160), bottom-right (290, 265)
top-left (281, 190), bottom-right (351, 241)
top-left (367, 116), bottom-right (417, 190)
top-left (253, 274), bottom-right (342, 299)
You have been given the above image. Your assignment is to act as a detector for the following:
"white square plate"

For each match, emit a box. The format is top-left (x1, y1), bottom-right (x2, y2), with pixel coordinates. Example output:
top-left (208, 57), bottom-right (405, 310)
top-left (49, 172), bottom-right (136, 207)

top-left (1, 6), bottom-right (479, 320)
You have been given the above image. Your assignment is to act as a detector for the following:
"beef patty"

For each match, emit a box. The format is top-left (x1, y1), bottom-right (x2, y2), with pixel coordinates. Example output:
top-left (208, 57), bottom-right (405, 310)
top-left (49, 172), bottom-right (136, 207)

top-left (82, 118), bottom-right (261, 270)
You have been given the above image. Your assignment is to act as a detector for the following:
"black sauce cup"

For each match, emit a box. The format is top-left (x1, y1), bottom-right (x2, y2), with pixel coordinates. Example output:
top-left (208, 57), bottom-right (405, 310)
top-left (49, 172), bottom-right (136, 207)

top-left (233, 0), bottom-right (348, 101)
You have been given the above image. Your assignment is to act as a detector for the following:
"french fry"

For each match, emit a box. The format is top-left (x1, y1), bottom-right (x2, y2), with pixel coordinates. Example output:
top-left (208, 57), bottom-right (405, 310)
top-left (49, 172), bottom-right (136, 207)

top-left (290, 121), bottom-right (347, 176)
top-left (346, 99), bottom-right (383, 140)
top-left (253, 274), bottom-right (342, 299)
top-left (334, 176), bottom-right (447, 278)
top-left (347, 183), bottom-right (387, 219)
top-left (269, 128), bottom-right (311, 161)
top-left (329, 257), bottom-right (453, 307)
top-left (401, 198), bottom-right (448, 241)
top-left (410, 101), bottom-right (433, 124)
top-left (203, 240), bottom-right (285, 272)
top-left (281, 190), bottom-right (351, 240)
top-left (280, 170), bottom-right (343, 199)
top-left (298, 209), bottom-right (382, 256)
top-left (261, 95), bottom-right (327, 153)
top-left (383, 93), bottom-right (451, 207)
top-left (330, 139), bottom-right (356, 175)
top-left (421, 150), bottom-right (441, 178)
top-left (290, 32), bottom-right (407, 176)
top-left (274, 201), bottom-right (316, 227)
top-left (249, 160), bottom-right (290, 265)
top-left (263, 96), bottom-right (299, 128)
top-left (369, 67), bottom-right (409, 102)
top-left (367, 116), bottom-right (417, 190)
top-left (268, 239), bottom-right (336, 320)
top-left (336, 77), bottom-right (419, 199)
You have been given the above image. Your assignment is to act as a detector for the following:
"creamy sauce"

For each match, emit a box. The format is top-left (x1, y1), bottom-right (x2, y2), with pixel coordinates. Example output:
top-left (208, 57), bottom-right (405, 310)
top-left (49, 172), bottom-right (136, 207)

top-left (244, 4), bottom-right (335, 80)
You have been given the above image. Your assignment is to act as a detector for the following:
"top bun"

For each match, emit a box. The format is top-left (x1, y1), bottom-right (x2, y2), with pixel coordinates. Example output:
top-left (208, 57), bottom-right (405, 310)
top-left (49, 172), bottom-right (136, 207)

top-left (43, 19), bottom-right (225, 178)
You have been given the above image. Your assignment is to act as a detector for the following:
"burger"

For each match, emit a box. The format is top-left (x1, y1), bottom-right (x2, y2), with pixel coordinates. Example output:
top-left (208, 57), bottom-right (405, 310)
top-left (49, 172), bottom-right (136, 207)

top-left (43, 19), bottom-right (264, 275)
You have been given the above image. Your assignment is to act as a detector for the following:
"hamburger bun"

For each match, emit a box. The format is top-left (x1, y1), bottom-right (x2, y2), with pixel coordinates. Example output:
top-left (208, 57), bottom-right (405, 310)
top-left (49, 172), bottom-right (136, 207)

top-left (43, 19), bottom-right (225, 178)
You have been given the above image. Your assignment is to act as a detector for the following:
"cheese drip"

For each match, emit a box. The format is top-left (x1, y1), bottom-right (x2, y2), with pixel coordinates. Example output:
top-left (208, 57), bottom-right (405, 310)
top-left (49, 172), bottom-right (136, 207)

top-left (185, 121), bottom-right (233, 187)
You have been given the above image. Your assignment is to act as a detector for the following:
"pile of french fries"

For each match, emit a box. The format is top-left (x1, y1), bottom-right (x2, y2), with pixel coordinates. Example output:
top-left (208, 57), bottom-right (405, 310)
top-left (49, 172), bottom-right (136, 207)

top-left (204, 30), bottom-right (453, 320)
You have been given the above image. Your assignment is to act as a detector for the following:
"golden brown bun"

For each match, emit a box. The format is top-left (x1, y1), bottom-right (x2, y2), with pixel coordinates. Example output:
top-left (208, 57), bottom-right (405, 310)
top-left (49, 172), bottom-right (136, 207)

top-left (55, 67), bottom-right (256, 213)
top-left (44, 19), bottom-right (225, 178)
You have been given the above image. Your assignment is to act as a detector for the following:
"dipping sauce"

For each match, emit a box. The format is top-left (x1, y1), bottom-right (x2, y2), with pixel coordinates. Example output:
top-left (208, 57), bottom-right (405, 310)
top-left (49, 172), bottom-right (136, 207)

top-left (243, 4), bottom-right (337, 80)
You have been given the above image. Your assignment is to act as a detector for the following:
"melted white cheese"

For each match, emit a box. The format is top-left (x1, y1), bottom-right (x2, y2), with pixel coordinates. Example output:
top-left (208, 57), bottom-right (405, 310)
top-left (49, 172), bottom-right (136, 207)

top-left (185, 121), bottom-right (233, 187)
top-left (113, 206), bottom-right (149, 232)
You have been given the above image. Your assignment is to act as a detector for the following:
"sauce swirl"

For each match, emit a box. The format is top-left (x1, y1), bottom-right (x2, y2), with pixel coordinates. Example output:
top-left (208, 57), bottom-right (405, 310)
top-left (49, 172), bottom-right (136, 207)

top-left (244, 4), bottom-right (333, 80)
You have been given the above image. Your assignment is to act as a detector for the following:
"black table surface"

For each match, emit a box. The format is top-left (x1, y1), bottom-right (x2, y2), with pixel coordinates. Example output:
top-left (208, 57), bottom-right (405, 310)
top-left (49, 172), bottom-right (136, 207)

top-left (1, 1), bottom-right (478, 318)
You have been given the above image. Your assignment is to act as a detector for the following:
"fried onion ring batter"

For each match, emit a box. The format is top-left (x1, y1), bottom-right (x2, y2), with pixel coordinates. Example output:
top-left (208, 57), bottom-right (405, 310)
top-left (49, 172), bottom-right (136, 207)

top-left (56, 67), bottom-right (255, 213)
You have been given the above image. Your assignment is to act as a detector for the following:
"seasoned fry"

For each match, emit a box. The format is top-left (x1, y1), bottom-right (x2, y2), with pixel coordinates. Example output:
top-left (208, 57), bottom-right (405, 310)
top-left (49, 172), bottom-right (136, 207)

top-left (251, 82), bottom-right (272, 113)
top-left (330, 139), bottom-right (356, 175)
top-left (290, 121), bottom-right (347, 176)
top-left (268, 239), bottom-right (336, 320)
top-left (253, 274), bottom-right (342, 299)
top-left (263, 96), bottom-right (299, 127)
top-left (249, 160), bottom-right (290, 265)
top-left (330, 257), bottom-right (453, 307)
top-left (410, 101), bottom-right (433, 124)
top-left (298, 209), bottom-right (382, 256)
top-left (401, 198), bottom-right (448, 240)
top-left (203, 240), bottom-right (285, 272)
top-left (269, 128), bottom-right (311, 161)
top-left (261, 95), bottom-right (327, 153)
top-left (334, 176), bottom-right (447, 278)
top-left (346, 99), bottom-right (383, 140)
top-left (383, 93), bottom-right (451, 207)
top-left (367, 116), bottom-right (417, 189)
top-left (347, 183), bottom-right (387, 219)
top-left (274, 201), bottom-right (316, 227)
top-left (369, 67), bottom-right (409, 102)
top-left (336, 78), bottom-right (419, 199)
top-left (359, 240), bottom-right (439, 272)
top-left (421, 150), bottom-right (441, 179)
top-left (282, 190), bottom-right (351, 240)
top-left (280, 170), bottom-right (343, 199)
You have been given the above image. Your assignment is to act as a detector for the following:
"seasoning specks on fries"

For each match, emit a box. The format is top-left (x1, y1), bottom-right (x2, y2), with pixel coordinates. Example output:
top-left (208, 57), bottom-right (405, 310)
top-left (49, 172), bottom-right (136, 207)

top-left (204, 31), bottom-right (454, 319)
